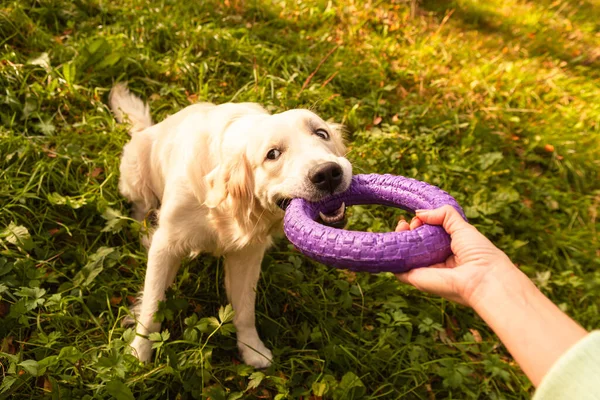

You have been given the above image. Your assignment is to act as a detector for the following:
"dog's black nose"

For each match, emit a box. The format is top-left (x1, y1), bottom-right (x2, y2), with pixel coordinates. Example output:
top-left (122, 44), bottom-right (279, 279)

top-left (309, 162), bottom-right (343, 193)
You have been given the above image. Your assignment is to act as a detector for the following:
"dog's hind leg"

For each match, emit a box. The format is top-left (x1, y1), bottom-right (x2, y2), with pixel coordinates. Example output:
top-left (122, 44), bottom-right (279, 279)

top-left (224, 244), bottom-right (273, 368)
top-left (118, 134), bottom-right (160, 247)
top-left (119, 149), bottom-right (158, 222)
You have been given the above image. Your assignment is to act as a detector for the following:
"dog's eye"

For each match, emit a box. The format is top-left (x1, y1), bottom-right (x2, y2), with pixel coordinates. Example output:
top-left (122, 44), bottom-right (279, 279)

top-left (266, 149), bottom-right (281, 160)
top-left (315, 129), bottom-right (329, 140)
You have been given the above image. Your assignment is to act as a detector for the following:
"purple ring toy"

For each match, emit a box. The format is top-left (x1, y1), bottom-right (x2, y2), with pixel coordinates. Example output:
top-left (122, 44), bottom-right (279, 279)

top-left (283, 174), bottom-right (466, 273)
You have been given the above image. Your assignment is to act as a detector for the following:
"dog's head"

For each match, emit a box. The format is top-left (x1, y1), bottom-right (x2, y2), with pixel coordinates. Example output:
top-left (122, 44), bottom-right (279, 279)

top-left (205, 109), bottom-right (352, 221)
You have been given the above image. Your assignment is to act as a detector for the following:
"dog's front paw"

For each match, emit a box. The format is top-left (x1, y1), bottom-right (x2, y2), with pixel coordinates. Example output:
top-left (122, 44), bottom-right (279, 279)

top-left (129, 335), bottom-right (153, 363)
top-left (239, 340), bottom-right (273, 368)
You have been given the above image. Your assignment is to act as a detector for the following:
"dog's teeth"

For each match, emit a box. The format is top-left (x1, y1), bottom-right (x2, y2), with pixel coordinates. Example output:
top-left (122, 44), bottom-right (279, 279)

top-left (319, 211), bottom-right (333, 223)
top-left (319, 202), bottom-right (346, 224)
top-left (319, 211), bottom-right (339, 223)
top-left (330, 202), bottom-right (345, 219)
top-left (337, 202), bottom-right (345, 216)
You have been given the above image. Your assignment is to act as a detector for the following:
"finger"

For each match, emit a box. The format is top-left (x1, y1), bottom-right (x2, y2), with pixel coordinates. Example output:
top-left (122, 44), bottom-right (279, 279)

top-left (409, 216), bottom-right (423, 230)
top-left (395, 262), bottom-right (446, 284)
top-left (395, 267), bottom-right (467, 305)
top-left (435, 255), bottom-right (456, 269)
top-left (414, 205), bottom-right (471, 235)
top-left (395, 266), bottom-right (449, 290)
top-left (395, 219), bottom-right (410, 232)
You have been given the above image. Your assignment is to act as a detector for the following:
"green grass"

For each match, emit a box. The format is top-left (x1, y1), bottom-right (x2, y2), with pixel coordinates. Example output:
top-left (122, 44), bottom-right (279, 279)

top-left (1, 0), bottom-right (599, 398)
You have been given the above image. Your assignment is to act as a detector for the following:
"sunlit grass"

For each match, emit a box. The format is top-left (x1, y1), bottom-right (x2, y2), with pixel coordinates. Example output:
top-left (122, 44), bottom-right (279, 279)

top-left (1, 0), bottom-right (599, 398)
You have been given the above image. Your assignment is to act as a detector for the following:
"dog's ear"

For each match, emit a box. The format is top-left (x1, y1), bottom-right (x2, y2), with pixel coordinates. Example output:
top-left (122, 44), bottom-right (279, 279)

top-left (205, 154), bottom-right (255, 215)
top-left (327, 122), bottom-right (347, 156)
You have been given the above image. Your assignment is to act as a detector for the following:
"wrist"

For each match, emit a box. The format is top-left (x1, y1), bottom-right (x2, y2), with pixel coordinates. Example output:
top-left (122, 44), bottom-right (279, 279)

top-left (467, 259), bottom-right (535, 310)
top-left (466, 260), bottom-right (588, 386)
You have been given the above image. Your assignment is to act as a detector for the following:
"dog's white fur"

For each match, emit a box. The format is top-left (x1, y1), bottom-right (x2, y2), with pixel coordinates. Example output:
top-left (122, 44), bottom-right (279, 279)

top-left (109, 83), bottom-right (352, 367)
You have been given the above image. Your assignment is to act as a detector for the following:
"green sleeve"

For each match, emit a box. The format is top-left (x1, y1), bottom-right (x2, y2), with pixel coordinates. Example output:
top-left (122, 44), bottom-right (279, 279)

top-left (533, 331), bottom-right (600, 400)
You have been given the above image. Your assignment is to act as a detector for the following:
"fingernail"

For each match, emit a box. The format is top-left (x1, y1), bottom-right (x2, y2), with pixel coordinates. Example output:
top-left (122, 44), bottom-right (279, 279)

top-left (415, 209), bottom-right (428, 214)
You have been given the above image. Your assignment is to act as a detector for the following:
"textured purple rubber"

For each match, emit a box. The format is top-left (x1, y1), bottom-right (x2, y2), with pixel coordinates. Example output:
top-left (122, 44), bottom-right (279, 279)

top-left (283, 174), bottom-right (466, 273)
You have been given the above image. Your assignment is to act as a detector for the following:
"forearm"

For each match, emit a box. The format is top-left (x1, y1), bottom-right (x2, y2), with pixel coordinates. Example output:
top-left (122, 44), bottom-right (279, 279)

top-left (471, 264), bottom-right (588, 386)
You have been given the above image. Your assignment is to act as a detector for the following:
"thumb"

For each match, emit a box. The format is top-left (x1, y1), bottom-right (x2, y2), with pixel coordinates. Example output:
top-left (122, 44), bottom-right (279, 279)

top-left (415, 205), bottom-right (470, 235)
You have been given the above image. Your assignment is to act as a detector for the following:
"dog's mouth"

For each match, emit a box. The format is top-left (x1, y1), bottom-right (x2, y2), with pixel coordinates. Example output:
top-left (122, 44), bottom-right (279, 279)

top-left (318, 202), bottom-right (346, 228)
top-left (276, 198), bottom-right (347, 228)
top-left (276, 198), bottom-right (292, 210)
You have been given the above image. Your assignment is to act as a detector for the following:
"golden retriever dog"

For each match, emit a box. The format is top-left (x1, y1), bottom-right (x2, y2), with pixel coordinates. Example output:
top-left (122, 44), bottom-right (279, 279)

top-left (109, 84), bottom-right (352, 367)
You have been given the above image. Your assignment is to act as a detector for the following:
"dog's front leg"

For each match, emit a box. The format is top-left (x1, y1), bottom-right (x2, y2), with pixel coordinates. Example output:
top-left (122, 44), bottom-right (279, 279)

top-left (224, 244), bottom-right (273, 368)
top-left (130, 228), bottom-right (182, 362)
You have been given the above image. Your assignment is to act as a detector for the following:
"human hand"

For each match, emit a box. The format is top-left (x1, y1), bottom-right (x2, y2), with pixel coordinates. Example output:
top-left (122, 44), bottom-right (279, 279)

top-left (395, 205), bottom-right (518, 307)
top-left (397, 207), bottom-right (589, 388)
